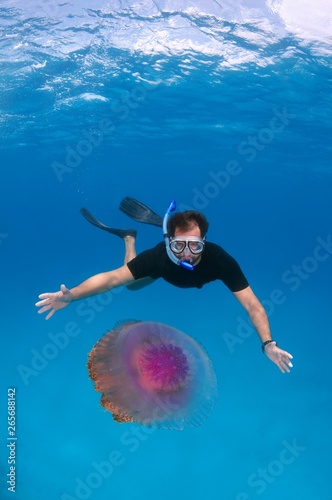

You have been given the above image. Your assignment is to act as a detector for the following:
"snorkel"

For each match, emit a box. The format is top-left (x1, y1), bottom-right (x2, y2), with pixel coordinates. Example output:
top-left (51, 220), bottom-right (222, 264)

top-left (163, 200), bottom-right (195, 271)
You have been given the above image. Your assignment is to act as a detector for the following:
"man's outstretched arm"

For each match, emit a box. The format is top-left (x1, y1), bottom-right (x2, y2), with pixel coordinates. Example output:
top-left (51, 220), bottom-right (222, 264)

top-left (233, 286), bottom-right (293, 373)
top-left (36, 265), bottom-right (134, 320)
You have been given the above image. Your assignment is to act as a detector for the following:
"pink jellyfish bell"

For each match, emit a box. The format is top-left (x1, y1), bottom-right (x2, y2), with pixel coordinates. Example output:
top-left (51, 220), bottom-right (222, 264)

top-left (87, 320), bottom-right (218, 430)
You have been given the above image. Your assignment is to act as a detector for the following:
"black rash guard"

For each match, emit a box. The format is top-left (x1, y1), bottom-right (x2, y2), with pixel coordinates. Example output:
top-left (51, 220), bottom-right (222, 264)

top-left (127, 242), bottom-right (249, 292)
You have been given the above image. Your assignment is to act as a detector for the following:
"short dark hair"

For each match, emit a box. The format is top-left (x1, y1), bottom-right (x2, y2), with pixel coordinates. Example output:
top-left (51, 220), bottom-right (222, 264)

top-left (168, 211), bottom-right (209, 238)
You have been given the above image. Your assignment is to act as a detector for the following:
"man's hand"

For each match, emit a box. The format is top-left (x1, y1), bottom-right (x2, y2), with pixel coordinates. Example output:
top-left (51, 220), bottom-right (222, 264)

top-left (35, 284), bottom-right (73, 320)
top-left (264, 342), bottom-right (293, 373)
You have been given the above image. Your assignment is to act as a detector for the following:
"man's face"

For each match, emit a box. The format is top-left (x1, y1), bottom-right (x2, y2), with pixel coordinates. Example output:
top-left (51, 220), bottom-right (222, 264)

top-left (172, 224), bottom-right (204, 267)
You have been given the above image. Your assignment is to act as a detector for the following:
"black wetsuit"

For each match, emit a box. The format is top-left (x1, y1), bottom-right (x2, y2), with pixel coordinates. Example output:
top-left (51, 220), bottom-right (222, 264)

top-left (127, 242), bottom-right (249, 292)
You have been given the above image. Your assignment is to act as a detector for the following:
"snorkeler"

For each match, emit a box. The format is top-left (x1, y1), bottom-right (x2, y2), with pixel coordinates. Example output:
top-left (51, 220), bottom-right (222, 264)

top-left (36, 197), bottom-right (293, 374)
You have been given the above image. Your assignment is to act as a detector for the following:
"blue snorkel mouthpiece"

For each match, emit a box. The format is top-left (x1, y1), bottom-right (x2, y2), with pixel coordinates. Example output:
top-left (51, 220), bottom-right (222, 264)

top-left (179, 260), bottom-right (196, 271)
top-left (163, 200), bottom-right (194, 271)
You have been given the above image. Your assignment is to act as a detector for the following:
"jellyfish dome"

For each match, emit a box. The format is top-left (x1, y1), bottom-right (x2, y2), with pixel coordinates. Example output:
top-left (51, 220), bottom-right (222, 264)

top-left (87, 320), bottom-right (218, 430)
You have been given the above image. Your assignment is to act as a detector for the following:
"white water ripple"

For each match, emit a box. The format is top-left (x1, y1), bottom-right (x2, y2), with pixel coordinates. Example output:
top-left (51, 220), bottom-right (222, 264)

top-left (0, 0), bottom-right (331, 152)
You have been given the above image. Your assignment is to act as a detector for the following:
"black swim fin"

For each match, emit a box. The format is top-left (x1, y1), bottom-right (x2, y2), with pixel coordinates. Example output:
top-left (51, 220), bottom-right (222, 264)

top-left (119, 197), bottom-right (163, 227)
top-left (80, 208), bottom-right (137, 238)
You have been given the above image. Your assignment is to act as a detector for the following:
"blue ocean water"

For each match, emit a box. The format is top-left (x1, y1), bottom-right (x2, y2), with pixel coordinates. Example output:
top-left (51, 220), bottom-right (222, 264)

top-left (1, 1), bottom-right (332, 499)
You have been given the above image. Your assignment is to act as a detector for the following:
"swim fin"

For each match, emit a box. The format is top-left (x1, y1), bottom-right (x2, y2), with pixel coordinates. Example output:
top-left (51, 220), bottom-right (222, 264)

top-left (80, 208), bottom-right (137, 238)
top-left (119, 197), bottom-right (163, 227)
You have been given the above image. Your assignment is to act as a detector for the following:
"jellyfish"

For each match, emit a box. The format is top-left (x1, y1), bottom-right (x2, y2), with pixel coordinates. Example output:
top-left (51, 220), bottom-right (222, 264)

top-left (87, 320), bottom-right (218, 430)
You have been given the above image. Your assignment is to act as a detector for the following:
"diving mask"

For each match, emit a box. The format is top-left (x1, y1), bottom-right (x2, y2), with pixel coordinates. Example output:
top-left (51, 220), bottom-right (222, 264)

top-left (163, 200), bottom-right (205, 271)
top-left (169, 237), bottom-right (205, 255)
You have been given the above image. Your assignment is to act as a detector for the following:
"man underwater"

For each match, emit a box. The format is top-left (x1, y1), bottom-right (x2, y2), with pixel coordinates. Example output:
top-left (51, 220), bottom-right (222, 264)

top-left (36, 197), bottom-right (293, 373)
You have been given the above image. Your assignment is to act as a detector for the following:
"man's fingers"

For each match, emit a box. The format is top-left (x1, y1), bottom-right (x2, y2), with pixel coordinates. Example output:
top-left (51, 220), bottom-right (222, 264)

top-left (267, 347), bottom-right (294, 373)
top-left (37, 305), bottom-right (52, 314)
top-left (36, 302), bottom-right (54, 319)
top-left (279, 356), bottom-right (293, 373)
top-left (45, 310), bottom-right (55, 320)
top-left (35, 298), bottom-right (50, 307)
top-left (278, 361), bottom-right (288, 374)
top-left (282, 353), bottom-right (293, 368)
top-left (38, 293), bottom-right (51, 299)
top-left (283, 351), bottom-right (293, 360)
